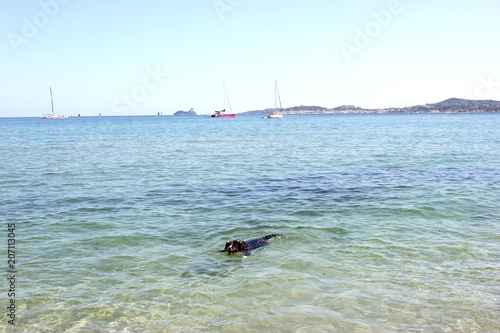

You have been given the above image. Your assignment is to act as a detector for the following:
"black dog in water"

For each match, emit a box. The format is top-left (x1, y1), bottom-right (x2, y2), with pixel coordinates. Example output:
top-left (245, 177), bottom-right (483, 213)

top-left (220, 234), bottom-right (282, 255)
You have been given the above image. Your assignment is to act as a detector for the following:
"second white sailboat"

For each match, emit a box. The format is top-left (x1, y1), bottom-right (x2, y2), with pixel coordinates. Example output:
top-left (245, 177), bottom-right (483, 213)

top-left (264, 80), bottom-right (283, 119)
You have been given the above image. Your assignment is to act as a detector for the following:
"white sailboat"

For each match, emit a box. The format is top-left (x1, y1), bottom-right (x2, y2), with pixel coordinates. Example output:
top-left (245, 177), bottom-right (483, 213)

top-left (264, 80), bottom-right (284, 119)
top-left (41, 87), bottom-right (67, 119)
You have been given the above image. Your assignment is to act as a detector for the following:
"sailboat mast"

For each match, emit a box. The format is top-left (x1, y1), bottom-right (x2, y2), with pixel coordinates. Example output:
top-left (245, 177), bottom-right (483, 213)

top-left (223, 79), bottom-right (226, 110)
top-left (223, 79), bottom-right (233, 113)
top-left (275, 80), bottom-right (283, 112)
top-left (50, 87), bottom-right (55, 116)
top-left (275, 81), bottom-right (278, 110)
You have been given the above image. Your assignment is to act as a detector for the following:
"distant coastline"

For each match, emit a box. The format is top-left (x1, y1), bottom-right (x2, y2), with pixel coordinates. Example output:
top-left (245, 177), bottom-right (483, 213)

top-left (240, 98), bottom-right (500, 115)
top-left (3, 98), bottom-right (499, 118)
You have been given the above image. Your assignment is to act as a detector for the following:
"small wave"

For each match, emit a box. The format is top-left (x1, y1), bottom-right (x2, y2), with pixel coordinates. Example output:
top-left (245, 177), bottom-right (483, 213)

top-left (291, 209), bottom-right (323, 216)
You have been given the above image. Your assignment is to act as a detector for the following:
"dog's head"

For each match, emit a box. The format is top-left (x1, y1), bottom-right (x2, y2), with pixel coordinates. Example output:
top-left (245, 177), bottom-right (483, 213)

top-left (220, 239), bottom-right (249, 254)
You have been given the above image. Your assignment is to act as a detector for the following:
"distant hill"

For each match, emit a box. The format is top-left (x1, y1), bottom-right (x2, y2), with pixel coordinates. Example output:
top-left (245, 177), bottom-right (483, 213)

top-left (239, 98), bottom-right (500, 115)
top-left (241, 105), bottom-right (362, 115)
top-left (333, 105), bottom-right (364, 111)
top-left (242, 105), bottom-right (330, 115)
top-left (427, 98), bottom-right (500, 111)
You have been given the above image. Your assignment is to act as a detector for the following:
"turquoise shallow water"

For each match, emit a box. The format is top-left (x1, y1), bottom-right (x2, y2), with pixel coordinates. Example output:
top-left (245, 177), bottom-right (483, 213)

top-left (1, 114), bottom-right (499, 332)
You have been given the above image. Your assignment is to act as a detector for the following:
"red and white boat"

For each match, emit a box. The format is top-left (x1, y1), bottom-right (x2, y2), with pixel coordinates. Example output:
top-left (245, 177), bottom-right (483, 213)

top-left (41, 87), bottom-right (68, 119)
top-left (41, 113), bottom-right (68, 119)
top-left (206, 109), bottom-right (236, 117)
top-left (205, 79), bottom-right (236, 118)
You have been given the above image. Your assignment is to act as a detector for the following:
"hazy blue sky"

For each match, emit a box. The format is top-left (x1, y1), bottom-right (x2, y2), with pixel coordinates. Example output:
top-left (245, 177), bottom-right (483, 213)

top-left (1, 0), bottom-right (499, 117)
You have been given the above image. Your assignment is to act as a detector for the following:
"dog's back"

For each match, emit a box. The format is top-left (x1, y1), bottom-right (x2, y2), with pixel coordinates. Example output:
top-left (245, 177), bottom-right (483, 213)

top-left (221, 234), bottom-right (282, 255)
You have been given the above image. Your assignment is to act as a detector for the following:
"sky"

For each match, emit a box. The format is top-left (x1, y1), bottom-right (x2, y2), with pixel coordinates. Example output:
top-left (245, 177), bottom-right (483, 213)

top-left (1, 0), bottom-right (499, 117)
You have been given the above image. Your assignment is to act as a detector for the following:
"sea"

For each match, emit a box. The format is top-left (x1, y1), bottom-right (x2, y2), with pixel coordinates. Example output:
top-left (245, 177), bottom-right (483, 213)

top-left (1, 113), bottom-right (499, 332)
